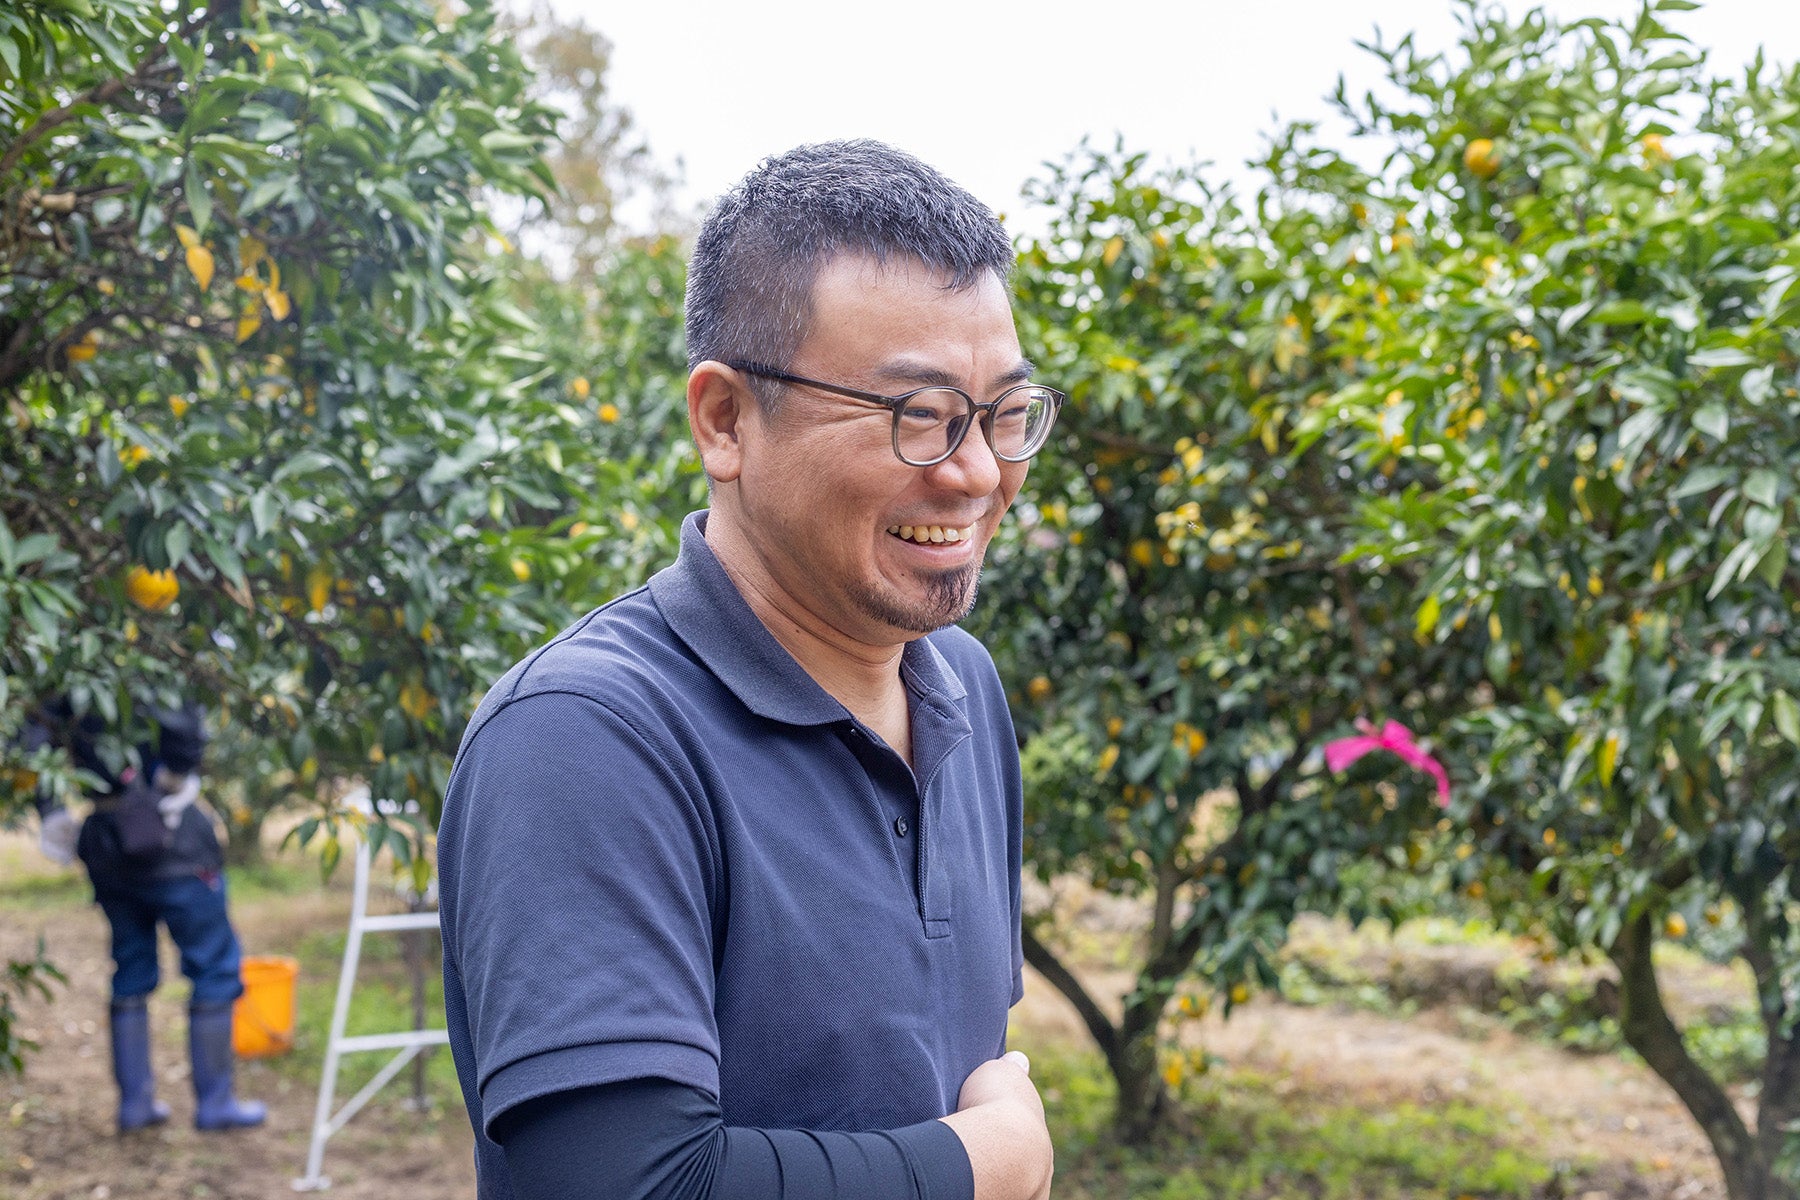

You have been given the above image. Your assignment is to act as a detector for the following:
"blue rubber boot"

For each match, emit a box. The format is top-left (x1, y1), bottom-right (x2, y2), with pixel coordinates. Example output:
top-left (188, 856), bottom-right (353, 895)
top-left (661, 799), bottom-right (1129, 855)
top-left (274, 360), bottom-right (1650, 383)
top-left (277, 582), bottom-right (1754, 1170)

top-left (110, 997), bottom-right (172, 1132)
top-left (189, 1001), bottom-right (266, 1130)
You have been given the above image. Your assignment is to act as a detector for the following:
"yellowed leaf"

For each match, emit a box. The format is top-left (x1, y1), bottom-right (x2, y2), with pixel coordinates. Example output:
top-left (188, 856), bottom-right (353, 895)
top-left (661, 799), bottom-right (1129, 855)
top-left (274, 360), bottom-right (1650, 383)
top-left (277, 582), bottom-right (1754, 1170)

top-left (1102, 235), bottom-right (1124, 267)
top-left (1415, 593), bottom-right (1442, 638)
top-left (1598, 732), bottom-right (1619, 787)
top-left (236, 311), bottom-right (262, 343)
top-left (174, 224), bottom-right (200, 250)
top-left (185, 243), bottom-right (215, 291)
top-left (306, 567), bottom-right (331, 614)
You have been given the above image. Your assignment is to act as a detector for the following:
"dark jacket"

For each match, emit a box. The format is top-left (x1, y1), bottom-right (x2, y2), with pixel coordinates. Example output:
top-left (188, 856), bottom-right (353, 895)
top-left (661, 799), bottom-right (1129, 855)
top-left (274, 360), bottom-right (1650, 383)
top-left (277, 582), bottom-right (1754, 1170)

top-left (25, 699), bottom-right (224, 883)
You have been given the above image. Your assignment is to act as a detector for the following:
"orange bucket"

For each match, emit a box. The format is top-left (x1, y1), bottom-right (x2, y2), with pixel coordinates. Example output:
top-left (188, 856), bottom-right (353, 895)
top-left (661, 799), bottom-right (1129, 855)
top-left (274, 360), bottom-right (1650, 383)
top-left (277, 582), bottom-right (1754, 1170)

top-left (233, 955), bottom-right (299, 1058)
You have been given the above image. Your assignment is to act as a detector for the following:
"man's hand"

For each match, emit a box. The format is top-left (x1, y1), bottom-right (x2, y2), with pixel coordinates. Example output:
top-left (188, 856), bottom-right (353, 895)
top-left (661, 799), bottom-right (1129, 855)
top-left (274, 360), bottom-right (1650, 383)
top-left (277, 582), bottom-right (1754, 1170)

top-left (939, 1051), bottom-right (1053, 1200)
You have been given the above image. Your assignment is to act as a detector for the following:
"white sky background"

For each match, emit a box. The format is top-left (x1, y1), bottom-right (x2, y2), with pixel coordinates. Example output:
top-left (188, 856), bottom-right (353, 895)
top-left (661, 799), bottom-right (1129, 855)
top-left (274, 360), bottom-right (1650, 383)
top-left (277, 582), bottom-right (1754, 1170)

top-left (548, 0), bottom-right (1800, 237)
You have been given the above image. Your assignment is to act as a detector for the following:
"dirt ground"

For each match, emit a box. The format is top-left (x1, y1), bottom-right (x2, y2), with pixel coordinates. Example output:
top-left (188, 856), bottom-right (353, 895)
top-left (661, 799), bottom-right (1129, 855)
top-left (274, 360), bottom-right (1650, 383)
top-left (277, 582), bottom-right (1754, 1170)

top-left (0, 833), bottom-right (1734, 1200)
top-left (0, 863), bottom-right (474, 1200)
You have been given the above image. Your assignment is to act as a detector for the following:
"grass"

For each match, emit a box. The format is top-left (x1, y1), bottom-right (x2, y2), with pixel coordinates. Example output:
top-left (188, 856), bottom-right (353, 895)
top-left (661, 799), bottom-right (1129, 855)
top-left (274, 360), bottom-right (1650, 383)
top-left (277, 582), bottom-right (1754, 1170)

top-left (275, 919), bottom-right (462, 1105)
top-left (1033, 1044), bottom-right (1555, 1199)
top-left (0, 837), bottom-right (324, 912)
top-left (0, 866), bottom-right (88, 909)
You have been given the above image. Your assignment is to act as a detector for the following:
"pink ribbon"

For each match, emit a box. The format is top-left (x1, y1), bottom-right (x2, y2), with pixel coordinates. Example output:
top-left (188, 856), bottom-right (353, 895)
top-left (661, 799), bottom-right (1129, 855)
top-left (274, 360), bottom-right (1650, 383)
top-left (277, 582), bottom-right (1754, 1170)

top-left (1324, 719), bottom-right (1451, 806)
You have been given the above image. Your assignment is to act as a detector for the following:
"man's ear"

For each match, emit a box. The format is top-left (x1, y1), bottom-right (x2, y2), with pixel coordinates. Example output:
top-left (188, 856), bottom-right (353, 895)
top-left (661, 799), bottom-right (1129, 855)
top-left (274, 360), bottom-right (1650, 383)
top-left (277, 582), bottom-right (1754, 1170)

top-left (687, 361), bottom-right (753, 483)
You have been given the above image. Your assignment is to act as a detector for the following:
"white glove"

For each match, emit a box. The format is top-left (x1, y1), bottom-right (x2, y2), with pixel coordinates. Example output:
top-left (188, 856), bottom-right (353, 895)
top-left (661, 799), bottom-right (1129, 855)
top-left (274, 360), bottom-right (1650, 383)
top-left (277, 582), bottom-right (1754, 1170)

top-left (152, 768), bottom-right (201, 829)
top-left (38, 807), bottom-right (77, 865)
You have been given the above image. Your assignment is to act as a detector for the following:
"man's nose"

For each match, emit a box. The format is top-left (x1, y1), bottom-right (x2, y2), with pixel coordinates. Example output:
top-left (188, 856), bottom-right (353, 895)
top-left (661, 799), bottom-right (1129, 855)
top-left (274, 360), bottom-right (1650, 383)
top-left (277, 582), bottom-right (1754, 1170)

top-left (925, 417), bottom-right (1004, 496)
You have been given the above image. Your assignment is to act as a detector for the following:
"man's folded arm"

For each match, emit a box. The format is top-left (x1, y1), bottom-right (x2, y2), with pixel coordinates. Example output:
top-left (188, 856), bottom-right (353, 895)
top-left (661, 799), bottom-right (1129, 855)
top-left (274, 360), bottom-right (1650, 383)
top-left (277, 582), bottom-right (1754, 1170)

top-left (493, 1076), bottom-right (973, 1200)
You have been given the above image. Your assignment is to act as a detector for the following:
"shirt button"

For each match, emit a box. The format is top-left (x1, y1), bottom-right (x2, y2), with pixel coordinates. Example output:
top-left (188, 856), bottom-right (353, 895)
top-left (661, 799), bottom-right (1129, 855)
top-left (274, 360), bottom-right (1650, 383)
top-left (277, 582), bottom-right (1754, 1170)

top-left (893, 817), bottom-right (909, 837)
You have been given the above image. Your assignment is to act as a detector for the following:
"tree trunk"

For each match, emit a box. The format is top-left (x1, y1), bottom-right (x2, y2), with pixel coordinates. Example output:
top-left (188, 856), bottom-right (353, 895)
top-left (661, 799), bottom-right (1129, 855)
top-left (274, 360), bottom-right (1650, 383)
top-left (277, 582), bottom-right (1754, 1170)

top-left (221, 785), bottom-right (267, 869)
top-left (1758, 1027), bottom-right (1800, 1200)
top-left (1111, 989), bottom-right (1171, 1145)
top-left (1609, 911), bottom-right (1787, 1200)
top-left (1019, 923), bottom-right (1172, 1144)
top-left (1745, 907), bottom-right (1800, 1200)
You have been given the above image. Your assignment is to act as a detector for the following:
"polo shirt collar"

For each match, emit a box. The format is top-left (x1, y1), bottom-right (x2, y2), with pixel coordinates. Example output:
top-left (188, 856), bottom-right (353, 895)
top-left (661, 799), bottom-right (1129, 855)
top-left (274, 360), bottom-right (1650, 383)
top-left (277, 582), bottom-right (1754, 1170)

top-left (650, 511), bottom-right (967, 726)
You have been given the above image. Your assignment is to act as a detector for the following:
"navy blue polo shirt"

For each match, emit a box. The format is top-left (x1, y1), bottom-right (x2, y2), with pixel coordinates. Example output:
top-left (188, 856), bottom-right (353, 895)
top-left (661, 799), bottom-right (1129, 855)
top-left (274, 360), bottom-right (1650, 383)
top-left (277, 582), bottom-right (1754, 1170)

top-left (438, 511), bottom-right (1025, 1196)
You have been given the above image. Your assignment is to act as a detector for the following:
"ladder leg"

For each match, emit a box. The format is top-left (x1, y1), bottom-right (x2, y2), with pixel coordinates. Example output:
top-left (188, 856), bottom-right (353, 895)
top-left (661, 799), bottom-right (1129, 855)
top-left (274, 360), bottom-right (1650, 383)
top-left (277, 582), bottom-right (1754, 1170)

top-left (293, 836), bottom-right (375, 1190)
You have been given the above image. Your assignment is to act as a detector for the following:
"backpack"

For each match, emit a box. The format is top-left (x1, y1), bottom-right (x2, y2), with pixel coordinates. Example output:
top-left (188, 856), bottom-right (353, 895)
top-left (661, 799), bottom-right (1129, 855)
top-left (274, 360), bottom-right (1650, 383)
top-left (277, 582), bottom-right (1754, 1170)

top-left (113, 772), bottom-right (171, 862)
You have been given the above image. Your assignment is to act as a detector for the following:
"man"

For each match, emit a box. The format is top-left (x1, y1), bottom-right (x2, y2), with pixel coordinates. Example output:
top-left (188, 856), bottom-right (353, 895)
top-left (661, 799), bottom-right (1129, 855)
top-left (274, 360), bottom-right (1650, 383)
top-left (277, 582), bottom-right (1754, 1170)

top-left (439, 140), bottom-right (1061, 1200)
top-left (24, 698), bottom-right (266, 1133)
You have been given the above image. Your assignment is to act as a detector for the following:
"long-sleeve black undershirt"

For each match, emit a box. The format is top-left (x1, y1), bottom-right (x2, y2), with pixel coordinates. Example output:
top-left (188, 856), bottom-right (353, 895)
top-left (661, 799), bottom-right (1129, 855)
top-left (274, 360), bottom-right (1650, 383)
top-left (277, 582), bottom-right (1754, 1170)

top-left (493, 1076), bottom-right (974, 1200)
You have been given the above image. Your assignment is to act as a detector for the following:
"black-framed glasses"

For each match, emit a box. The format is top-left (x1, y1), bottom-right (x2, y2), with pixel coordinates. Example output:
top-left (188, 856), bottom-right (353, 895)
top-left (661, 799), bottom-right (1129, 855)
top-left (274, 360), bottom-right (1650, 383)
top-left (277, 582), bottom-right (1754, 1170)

top-left (726, 360), bottom-right (1065, 468)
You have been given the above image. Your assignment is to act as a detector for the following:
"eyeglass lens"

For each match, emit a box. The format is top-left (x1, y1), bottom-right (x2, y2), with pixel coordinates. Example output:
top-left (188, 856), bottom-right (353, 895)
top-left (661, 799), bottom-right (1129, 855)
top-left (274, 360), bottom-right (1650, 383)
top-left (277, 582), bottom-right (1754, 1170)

top-left (898, 387), bottom-right (1058, 465)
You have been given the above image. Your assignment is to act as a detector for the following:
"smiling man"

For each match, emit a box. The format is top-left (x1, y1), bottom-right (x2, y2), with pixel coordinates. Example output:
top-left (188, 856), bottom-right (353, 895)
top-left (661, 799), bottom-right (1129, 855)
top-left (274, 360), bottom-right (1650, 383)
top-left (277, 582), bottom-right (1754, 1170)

top-left (438, 141), bottom-right (1061, 1200)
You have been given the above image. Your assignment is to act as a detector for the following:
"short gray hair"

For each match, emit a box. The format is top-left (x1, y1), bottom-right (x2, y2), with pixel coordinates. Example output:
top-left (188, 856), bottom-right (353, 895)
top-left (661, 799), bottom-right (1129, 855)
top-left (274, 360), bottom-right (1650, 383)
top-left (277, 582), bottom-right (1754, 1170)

top-left (684, 140), bottom-right (1013, 408)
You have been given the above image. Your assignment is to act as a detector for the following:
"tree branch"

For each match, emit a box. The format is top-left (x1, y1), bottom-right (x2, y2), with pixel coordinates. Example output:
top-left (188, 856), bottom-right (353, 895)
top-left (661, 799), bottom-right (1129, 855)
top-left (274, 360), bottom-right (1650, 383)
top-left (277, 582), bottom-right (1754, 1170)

top-left (1020, 920), bottom-right (1121, 1074)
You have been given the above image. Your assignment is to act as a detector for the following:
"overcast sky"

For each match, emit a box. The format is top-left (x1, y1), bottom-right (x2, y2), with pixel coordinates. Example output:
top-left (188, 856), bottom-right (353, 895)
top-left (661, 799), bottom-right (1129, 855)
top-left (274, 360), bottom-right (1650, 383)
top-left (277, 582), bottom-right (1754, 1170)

top-left (548, 0), bottom-right (1799, 234)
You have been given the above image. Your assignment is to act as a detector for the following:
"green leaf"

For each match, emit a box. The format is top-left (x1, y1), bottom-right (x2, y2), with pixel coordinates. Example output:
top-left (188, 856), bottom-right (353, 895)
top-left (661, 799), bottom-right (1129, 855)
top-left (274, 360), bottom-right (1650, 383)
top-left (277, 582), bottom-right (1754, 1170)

top-left (1692, 404), bottom-right (1728, 442)
top-left (479, 130), bottom-right (540, 155)
top-left (1590, 300), bottom-right (1653, 325)
top-left (1687, 347), bottom-right (1755, 369)
top-left (1484, 635), bottom-right (1511, 683)
top-left (1671, 465), bottom-right (1732, 499)
top-left (1772, 692), bottom-right (1800, 746)
top-left (1743, 469), bottom-right (1779, 509)
top-left (208, 538), bottom-right (247, 591)
top-left (1126, 742), bottom-right (1166, 785)
top-left (13, 533), bottom-right (55, 566)
top-left (326, 75), bottom-right (393, 124)
top-left (1755, 536), bottom-right (1787, 589)
top-left (184, 157), bottom-right (211, 235)
top-left (164, 522), bottom-right (191, 567)
top-left (1709, 538), bottom-right (1760, 599)
top-left (250, 491), bottom-right (279, 537)
top-left (239, 175), bottom-right (291, 217)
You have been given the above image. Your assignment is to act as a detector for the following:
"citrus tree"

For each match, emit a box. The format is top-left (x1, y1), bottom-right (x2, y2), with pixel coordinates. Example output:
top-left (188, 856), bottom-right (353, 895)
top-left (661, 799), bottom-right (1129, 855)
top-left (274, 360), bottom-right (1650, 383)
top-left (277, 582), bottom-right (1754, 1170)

top-left (977, 145), bottom-right (1461, 1141)
top-left (1, 0), bottom-right (703, 931)
top-left (2, 0), bottom-right (552, 855)
top-left (1, 0), bottom-right (702, 1070)
top-left (1296, 2), bottom-right (1800, 1193)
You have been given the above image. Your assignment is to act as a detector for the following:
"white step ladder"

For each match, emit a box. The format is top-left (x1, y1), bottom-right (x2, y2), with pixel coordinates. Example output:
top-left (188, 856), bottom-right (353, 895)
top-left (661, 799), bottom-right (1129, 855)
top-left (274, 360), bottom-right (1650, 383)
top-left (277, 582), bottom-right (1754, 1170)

top-left (292, 827), bottom-right (450, 1191)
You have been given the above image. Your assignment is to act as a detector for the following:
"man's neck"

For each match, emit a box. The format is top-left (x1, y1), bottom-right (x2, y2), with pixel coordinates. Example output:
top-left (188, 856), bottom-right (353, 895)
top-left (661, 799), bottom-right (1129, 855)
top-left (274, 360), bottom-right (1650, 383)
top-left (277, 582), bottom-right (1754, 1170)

top-left (704, 515), bottom-right (915, 757)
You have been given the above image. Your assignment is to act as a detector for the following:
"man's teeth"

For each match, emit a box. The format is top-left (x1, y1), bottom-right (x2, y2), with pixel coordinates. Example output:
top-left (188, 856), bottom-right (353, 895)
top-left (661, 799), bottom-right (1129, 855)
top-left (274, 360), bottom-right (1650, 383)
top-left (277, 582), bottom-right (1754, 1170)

top-left (886, 524), bottom-right (974, 545)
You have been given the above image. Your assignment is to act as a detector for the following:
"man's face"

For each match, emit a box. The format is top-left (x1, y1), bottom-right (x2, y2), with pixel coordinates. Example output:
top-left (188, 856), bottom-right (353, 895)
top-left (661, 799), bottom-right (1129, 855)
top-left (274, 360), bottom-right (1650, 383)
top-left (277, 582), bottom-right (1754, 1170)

top-left (727, 254), bottom-right (1032, 646)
